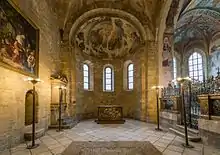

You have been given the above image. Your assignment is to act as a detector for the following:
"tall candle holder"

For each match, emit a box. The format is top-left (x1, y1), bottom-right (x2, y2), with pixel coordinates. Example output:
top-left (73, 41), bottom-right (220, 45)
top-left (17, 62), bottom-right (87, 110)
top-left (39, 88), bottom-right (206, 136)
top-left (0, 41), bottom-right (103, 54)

top-left (24, 77), bottom-right (42, 149)
top-left (54, 85), bottom-right (66, 132)
top-left (177, 77), bottom-right (194, 148)
top-left (152, 85), bottom-right (163, 131)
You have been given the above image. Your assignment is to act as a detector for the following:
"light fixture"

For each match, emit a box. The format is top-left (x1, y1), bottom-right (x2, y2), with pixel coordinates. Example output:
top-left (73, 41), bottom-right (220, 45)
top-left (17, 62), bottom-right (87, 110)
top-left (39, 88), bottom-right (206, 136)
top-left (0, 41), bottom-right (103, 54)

top-left (54, 85), bottom-right (66, 132)
top-left (24, 77), bottom-right (42, 149)
top-left (177, 77), bottom-right (192, 82)
top-left (152, 85), bottom-right (164, 131)
top-left (177, 77), bottom-right (193, 148)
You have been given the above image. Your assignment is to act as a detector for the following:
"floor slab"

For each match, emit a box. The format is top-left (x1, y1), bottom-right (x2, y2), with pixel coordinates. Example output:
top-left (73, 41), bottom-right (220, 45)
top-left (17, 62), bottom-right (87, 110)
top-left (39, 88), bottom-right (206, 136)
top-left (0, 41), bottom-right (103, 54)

top-left (0, 119), bottom-right (219, 155)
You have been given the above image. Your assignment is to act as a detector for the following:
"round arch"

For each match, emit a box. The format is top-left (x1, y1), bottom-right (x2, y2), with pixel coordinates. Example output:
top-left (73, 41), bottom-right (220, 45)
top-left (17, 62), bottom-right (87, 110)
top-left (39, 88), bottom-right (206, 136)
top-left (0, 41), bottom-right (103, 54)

top-left (183, 48), bottom-right (207, 80)
top-left (69, 8), bottom-right (151, 46)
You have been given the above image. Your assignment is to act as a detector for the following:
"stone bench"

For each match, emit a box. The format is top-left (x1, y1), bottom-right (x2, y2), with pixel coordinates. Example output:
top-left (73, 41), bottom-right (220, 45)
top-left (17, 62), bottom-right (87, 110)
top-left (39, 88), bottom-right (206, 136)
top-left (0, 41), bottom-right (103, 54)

top-left (24, 128), bottom-right (45, 141)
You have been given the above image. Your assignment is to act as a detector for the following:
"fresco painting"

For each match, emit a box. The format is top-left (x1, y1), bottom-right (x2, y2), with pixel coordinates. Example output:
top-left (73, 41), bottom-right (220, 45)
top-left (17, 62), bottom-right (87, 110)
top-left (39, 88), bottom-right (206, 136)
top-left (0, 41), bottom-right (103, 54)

top-left (162, 36), bottom-right (172, 67)
top-left (209, 45), bottom-right (220, 77)
top-left (76, 17), bottom-right (141, 59)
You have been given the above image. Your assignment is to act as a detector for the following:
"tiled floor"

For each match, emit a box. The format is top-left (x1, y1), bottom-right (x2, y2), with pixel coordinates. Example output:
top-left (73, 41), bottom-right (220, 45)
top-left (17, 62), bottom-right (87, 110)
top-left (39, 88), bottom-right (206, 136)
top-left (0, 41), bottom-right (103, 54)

top-left (1, 119), bottom-right (220, 155)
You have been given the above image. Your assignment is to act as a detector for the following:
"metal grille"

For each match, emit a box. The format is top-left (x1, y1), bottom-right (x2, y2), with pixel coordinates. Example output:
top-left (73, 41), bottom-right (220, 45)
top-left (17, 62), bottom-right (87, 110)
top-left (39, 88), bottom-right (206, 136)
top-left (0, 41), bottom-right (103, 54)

top-left (184, 83), bottom-right (201, 129)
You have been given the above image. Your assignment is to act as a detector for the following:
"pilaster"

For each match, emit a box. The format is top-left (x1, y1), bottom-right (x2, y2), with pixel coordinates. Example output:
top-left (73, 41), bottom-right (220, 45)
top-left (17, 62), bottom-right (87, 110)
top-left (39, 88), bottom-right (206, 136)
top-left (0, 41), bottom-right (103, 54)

top-left (146, 40), bottom-right (159, 123)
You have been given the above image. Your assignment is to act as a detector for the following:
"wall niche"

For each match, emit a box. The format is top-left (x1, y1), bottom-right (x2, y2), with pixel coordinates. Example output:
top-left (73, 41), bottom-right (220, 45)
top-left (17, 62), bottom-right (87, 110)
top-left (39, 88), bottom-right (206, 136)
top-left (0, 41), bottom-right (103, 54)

top-left (25, 90), bottom-right (39, 126)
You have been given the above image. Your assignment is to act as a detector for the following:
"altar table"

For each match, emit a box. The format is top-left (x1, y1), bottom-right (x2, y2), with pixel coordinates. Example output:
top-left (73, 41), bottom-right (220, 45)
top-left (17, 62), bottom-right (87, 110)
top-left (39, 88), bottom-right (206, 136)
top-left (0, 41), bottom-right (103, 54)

top-left (95, 105), bottom-right (125, 124)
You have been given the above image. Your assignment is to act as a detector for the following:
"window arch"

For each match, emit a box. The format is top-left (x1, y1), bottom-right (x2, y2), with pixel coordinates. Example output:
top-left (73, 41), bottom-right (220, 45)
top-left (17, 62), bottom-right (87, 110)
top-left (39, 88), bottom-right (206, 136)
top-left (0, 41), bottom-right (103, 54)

top-left (83, 64), bottom-right (89, 90)
top-left (188, 52), bottom-right (203, 82)
top-left (103, 65), bottom-right (114, 91)
top-left (127, 63), bottom-right (134, 90)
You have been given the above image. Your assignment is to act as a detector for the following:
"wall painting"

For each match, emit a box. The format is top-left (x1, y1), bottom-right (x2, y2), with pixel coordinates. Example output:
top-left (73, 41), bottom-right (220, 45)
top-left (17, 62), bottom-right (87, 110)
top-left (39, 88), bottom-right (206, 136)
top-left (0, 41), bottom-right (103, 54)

top-left (0, 0), bottom-right (39, 77)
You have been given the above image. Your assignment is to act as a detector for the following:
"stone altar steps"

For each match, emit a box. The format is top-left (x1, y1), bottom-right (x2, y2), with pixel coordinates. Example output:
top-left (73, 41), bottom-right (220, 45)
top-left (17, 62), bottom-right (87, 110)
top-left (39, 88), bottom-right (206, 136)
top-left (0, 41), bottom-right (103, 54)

top-left (169, 125), bottom-right (201, 142)
top-left (24, 128), bottom-right (45, 141)
top-left (49, 116), bottom-right (77, 129)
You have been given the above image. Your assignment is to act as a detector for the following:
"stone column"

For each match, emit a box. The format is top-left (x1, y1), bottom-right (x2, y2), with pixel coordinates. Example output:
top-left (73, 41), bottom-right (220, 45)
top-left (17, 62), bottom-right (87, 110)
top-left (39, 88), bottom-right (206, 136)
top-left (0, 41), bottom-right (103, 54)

top-left (140, 46), bottom-right (147, 121)
top-left (147, 40), bottom-right (159, 123)
top-left (69, 45), bottom-right (77, 118)
top-left (59, 42), bottom-right (76, 118)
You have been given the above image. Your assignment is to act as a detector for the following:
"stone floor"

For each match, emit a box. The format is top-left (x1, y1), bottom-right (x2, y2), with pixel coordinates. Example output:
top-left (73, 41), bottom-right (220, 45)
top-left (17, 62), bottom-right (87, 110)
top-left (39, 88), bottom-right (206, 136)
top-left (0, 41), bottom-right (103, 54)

top-left (1, 119), bottom-right (220, 155)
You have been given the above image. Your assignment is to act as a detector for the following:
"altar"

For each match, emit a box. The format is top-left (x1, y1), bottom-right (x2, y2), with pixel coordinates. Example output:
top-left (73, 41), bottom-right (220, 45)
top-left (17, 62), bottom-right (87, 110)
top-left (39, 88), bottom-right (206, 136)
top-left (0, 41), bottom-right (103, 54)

top-left (95, 105), bottom-right (125, 124)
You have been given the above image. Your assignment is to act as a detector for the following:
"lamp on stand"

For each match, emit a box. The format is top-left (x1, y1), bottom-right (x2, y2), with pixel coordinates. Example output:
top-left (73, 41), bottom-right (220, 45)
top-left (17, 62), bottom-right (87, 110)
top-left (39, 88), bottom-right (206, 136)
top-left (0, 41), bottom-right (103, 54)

top-left (55, 85), bottom-right (66, 132)
top-left (152, 85), bottom-right (163, 131)
top-left (177, 77), bottom-right (194, 148)
top-left (24, 77), bottom-right (42, 149)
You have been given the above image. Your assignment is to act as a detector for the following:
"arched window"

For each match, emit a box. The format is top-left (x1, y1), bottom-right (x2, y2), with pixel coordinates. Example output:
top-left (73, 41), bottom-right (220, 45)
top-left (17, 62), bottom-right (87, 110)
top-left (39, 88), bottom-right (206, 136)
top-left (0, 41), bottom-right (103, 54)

top-left (83, 64), bottom-right (89, 90)
top-left (173, 57), bottom-right (177, 81)
top-left (104, 66), bottom-right (113, 91)
top-left (128, 63), bottom-right (134, 90)
top-left (188, 52), bottom-right (203, 81)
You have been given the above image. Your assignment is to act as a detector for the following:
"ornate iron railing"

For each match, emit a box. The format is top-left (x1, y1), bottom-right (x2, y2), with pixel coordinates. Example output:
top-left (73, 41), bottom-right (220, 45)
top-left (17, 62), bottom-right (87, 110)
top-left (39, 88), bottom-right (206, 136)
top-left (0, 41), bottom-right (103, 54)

top-left (162, 86), bottom-right (180, 97)
top-left (161, 70), bottom-right (220, 129)
top-left (212, 100), bottom-right (220, 116)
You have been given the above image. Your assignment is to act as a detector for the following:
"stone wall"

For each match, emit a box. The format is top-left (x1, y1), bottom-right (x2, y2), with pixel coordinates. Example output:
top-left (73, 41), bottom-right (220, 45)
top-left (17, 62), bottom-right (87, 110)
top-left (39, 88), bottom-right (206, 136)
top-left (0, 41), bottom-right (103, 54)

top-left (75, 46), bottom-right (147, 120)
top-left (0, 0), bottom-right (60, 151)
top-left (146, 41), bottom-right (159, 123)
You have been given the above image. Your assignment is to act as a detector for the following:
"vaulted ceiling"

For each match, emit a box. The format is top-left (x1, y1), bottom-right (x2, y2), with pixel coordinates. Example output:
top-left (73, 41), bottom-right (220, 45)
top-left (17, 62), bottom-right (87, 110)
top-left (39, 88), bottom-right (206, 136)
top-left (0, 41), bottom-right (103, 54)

top-left (48, 0), bottom-right (164, 29)
top-left (46, 0), bottom-right (170, 40)
top-left (174, 0), bottom-right (220, 51)
top-left (45, 0), bottom-right (177, 58)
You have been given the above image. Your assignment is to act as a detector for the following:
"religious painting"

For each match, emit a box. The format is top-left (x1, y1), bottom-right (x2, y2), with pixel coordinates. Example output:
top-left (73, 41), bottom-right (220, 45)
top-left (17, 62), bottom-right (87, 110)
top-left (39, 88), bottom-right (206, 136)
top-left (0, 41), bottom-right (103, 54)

top-left (0, 0), bottom-right (39, 77)
top-left (209, 45), bottom-right (220, 77)
top-left (75, 17), bottom-right (141, 59)
top-left (162, 36), bottom-right (172, 67)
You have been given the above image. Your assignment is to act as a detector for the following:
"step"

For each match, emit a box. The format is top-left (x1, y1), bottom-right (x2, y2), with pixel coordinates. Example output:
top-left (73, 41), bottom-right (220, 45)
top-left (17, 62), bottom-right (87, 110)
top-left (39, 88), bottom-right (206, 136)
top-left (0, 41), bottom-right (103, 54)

top-left (176, 125), bottom-right (199, 135)
top-left (49, 121), bottom-right (77, 129)
top-left (24, 128), bottom-right (45, 141)
top-left (169, 128), bottom-right (201, 142)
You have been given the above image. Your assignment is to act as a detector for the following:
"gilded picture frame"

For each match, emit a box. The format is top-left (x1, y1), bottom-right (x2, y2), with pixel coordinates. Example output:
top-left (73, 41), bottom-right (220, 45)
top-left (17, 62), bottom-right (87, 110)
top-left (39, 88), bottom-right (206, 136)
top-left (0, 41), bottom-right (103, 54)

top-left (0, 0), bottom-right (39, 77)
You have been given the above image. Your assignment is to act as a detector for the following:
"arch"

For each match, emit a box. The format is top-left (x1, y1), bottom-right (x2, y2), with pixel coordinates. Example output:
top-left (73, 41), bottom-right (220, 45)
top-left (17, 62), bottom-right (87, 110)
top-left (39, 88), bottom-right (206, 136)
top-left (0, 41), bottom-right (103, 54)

top-left (127, 63), bottom-right (134, 90)
top-left (83, 60), bottom-right (94, 91)
top-left (184, 40), bottom-right (207, 54)
top-left (173, 57), bottom-right (177, 82)
top-left (188, 52), bottom-right (203, 82)
top-left (83, 63), bottom-right (89, 90)
top-left (123, 60), bottom-right (134, 90)
top-left (183, 48), bottom-right (207, 81)
top-left (179, 8), bottom-right (220, 20)
top-left (211, 32), bottom-right (220, 45)
top-left (69, 8), bottom-right (150, 46)
top-left (103, 64), bottom-right (114, 92)
top-left (25, 90), bottom-right (39, 126)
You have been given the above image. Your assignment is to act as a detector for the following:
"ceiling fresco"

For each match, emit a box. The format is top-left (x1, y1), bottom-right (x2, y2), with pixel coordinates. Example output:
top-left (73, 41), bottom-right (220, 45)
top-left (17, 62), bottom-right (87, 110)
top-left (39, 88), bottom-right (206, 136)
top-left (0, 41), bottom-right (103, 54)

top-left (175, 0), bottom-right (220, 45)
top-left (183, 0), bottom-right (220, 12)
top-left (75, 17), bottom-right (141, 59)
top-left (46, 0), bottom-right (163, 36)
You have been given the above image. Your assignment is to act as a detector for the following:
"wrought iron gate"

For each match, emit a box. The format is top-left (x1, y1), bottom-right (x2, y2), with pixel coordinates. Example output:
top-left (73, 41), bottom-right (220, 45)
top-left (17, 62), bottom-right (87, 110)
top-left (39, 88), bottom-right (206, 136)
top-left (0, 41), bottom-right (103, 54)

top-left (184, 82), bottom-right (201, 129)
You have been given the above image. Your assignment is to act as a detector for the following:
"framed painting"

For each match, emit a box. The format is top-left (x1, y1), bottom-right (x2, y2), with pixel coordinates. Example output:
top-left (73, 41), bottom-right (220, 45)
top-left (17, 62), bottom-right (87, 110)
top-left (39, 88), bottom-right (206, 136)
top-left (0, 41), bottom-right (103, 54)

top-left (0, 0), bottom-right (39, 77)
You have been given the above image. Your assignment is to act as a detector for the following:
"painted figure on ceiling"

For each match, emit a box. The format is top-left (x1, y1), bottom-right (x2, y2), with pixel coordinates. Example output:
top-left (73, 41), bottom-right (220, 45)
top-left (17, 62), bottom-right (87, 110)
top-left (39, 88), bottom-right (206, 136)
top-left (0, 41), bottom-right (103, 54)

top-left (76, 17), bottom-right (141, 58)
